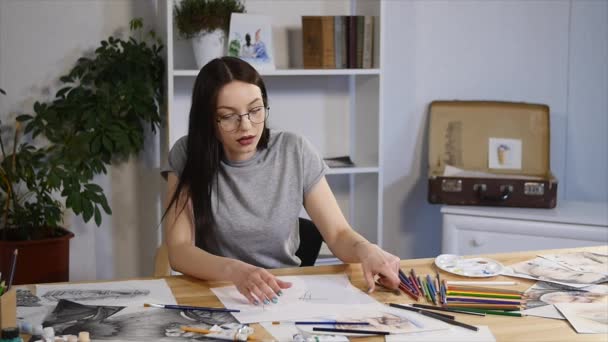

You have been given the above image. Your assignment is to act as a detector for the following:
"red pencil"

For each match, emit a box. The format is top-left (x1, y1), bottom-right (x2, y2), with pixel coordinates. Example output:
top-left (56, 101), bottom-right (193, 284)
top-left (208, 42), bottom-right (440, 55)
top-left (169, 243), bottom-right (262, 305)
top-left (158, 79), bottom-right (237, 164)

top-left (399, 283), bottom-right (419, 301)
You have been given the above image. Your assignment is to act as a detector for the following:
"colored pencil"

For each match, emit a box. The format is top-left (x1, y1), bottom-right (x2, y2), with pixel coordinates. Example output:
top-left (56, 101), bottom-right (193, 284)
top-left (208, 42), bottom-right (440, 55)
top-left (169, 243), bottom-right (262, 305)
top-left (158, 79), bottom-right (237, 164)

top-left (294, 321), bottom-right (370, 325)
top-left (7, 249), bottom-right (18, 290)
top-left (446, 298), bottom-right (525, 305)
top-left (144, 303), bottom-right (240, 312)
top-left (399, 283), bottom-right (419, 300)
top-left (445, 303), bottom-right (522, 310)
top-left (312, 327), bottom-right (389, 335)
top-left (446, 292), bottom-right (524, 299)
top-left (447, 281), bottom-right (518, 286)
top-left (389, 303), bottom-right (455, 320)
top-left (412, 304), bottom-right (486, 316)
top-left (418, 310), bottom-right (479, 332)
top-left (426, 275), bottom-right (437, 305)
top-left (446, 285), bottom-right (524, 295)
top-left (447, 308), bottom-right (525, 317)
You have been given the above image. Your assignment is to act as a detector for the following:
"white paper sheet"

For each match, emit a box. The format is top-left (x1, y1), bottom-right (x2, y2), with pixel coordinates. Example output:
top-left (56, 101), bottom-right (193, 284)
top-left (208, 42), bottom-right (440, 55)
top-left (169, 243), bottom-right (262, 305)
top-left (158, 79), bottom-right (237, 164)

top-left (502, 257), bottom-right (608, 288)
top-left (260, 321), bottom-right (349, 342)
top-left (36, 279), bottom-right (177, 314)
top-left (555, 303), bottom-right (608, 334)
top-left (260, 306), bottom-right (449, 340)
top-left (18, 279), bottom-right (176, 327)
top-left (539, 252), bottom-right (608, 275)
top-left (386, 325), bottom-right (495, 342)
top-left (211, 274), bottom-right (383, 323)
top-left (519, 281), bottom-right (608, 319)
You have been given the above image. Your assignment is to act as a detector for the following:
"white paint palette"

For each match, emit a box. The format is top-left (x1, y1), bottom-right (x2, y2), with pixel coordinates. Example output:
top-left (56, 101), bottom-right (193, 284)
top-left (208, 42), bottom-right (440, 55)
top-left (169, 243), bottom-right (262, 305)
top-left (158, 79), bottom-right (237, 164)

top-left (435, 254), bottom-right (504, 277)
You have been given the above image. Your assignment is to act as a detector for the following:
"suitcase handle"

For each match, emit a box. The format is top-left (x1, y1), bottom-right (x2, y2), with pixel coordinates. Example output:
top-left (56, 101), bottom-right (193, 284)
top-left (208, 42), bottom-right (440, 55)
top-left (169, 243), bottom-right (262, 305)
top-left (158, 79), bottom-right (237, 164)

top-left (475, 184), bottom-right (513, 202)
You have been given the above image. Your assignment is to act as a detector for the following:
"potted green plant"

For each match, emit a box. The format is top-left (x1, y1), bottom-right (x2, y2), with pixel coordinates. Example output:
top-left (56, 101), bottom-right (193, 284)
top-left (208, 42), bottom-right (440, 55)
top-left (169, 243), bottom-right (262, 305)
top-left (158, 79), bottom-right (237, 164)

top-left (174, 0), bottom-right (245, 68)
top-left (0, 18), bottom-right (164, 285)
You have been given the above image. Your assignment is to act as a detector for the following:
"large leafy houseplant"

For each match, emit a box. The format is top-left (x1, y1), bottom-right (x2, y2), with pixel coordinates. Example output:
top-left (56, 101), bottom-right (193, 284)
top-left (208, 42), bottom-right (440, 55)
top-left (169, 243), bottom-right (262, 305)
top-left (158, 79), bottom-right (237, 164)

top-left (0, 18), bottom-right (164, 242)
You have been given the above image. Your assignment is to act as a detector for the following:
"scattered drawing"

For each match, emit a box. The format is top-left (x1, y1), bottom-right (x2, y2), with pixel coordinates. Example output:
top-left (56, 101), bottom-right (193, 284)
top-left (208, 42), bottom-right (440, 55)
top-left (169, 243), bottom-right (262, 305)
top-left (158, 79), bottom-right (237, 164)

top-left (539, 252), bottom-right (608, 275)
top-left (504, 257), bottom-right (608, 287)
top-left (555, 303), bottom-right (608, 334)
top-left (17, 289), bottom-right (41, 307)
top-left (42, 300), bottom-right (238, 341)
top-left (41, 289), bottom-right (150, 302)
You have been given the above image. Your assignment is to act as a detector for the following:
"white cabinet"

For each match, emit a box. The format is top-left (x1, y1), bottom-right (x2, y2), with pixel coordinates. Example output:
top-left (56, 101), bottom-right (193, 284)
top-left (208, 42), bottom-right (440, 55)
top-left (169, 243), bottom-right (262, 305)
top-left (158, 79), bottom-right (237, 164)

top-left (163, 1), bottom-right (386, 253)
top-left (441, 201), bottom-right (608, 255)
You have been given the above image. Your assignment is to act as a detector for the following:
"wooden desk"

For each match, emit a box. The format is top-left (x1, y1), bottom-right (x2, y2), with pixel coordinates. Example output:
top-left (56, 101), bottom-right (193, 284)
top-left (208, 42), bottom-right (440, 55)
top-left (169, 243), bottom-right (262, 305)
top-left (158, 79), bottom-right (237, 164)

top-left (164, 246), bottom-right (608, 342)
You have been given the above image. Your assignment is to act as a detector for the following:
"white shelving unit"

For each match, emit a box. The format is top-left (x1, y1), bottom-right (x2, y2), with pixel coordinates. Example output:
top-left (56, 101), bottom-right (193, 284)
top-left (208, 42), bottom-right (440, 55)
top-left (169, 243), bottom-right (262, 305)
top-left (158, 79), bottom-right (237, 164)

top-left (163, 0), bottom-right (385, 263)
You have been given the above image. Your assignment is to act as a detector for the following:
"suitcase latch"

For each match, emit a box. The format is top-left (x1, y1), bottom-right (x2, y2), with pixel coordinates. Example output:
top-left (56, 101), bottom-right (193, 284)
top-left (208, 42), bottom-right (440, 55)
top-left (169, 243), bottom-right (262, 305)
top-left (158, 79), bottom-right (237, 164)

top-left (524, 182), bottom-right (545, 196)
top-left (442, 179), bottom-right (462, 192)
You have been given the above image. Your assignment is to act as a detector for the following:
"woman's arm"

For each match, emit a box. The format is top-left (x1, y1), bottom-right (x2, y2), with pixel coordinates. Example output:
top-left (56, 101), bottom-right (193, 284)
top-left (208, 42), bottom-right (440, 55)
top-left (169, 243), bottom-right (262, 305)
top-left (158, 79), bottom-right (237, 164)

top-left (304, 177), bottom-right (401, 291)
top-left (164, 172), bottom-right (291, 304)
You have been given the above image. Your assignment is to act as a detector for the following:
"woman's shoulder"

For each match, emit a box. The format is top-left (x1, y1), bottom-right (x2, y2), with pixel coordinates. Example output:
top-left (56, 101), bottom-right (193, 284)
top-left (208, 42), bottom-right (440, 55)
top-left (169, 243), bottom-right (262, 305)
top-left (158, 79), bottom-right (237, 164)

top-left (171, 135), bottom-right (188, 154)
top-left (269, 130), bottom-right (304, 148)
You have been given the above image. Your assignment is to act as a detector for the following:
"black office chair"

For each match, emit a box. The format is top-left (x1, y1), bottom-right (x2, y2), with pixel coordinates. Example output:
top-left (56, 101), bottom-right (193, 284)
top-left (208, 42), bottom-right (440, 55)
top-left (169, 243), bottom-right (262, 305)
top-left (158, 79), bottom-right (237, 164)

top-left (295, 217), bottom-right (324, 267)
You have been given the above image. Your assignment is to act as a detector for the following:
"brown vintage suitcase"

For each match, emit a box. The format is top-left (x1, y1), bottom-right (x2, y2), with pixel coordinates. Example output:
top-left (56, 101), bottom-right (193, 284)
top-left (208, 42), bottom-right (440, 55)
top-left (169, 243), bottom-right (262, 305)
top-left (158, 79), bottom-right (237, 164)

top-left (428, 100), bottom-right (557, 208)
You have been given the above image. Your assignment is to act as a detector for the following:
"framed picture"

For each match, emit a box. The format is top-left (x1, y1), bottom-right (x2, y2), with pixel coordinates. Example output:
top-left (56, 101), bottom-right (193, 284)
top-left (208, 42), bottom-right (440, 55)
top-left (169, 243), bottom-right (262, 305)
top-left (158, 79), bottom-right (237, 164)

top-left (227, 13), bottom-right (275, 71)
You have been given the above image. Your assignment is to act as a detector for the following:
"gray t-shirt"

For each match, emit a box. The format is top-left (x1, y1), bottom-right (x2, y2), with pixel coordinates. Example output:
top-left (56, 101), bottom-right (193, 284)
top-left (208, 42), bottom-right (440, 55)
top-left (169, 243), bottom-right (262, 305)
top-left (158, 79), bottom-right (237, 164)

top-left (162, 130), bottom-right (328, 268)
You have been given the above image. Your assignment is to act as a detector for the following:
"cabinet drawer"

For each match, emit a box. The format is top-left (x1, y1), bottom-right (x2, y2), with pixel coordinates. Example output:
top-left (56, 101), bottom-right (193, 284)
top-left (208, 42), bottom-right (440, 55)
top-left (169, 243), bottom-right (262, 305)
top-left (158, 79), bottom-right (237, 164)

top-left (442, 214), bottom-right (608, 255)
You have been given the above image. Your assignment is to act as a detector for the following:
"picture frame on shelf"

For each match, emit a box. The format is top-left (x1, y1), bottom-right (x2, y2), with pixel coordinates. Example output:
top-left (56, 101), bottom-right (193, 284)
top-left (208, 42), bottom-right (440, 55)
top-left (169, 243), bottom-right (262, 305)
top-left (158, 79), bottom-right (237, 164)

top-left (227, 13), bottom-right (275, 71)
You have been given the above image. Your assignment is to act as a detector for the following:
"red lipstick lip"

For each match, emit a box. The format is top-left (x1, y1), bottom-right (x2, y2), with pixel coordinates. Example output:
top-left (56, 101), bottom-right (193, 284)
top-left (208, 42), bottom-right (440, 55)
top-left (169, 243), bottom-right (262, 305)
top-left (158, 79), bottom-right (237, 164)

top-left (237, 135), bottom-right (255, 142)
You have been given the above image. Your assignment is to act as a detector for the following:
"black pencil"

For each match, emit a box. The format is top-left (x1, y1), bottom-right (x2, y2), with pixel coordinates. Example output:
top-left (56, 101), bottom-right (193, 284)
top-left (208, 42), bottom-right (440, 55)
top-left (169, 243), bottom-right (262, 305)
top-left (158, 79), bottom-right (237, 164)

top-left (312, 327), bottom-right (389, 335)
top-left (419, 310), bottom-right (479, 332)
top-left (412, 303), bottom-right (485, 316)
top-left (389, 303), bottom-right (455, 320)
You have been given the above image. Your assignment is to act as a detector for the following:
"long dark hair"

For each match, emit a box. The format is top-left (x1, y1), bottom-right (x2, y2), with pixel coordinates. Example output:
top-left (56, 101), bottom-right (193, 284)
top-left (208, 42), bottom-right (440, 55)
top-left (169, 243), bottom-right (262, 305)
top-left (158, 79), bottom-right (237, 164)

top-left (164, 57), bottom-right (270, 247)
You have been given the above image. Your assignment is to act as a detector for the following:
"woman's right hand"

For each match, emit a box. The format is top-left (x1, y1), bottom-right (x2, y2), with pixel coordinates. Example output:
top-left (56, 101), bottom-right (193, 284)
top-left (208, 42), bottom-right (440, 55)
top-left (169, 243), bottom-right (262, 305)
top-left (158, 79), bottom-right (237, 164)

top-left (230, 262), bottom-right (292, 305)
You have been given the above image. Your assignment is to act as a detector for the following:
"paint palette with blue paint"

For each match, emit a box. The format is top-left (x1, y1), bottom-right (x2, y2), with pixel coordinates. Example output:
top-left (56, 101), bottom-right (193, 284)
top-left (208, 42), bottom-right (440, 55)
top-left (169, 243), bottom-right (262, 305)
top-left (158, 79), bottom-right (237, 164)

top-left (435, 254), bottom-right (504, 277)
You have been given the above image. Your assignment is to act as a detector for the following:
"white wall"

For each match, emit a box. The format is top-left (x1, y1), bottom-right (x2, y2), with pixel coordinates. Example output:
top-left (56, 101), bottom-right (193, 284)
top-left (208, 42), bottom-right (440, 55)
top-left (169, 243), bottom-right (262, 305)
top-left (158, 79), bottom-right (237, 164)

top-left (1, 0), bottom-right (606, 279)
top-left (0, 0), bottom-right (162, 281)
top-left (382, 0), bottom-right (608, 258)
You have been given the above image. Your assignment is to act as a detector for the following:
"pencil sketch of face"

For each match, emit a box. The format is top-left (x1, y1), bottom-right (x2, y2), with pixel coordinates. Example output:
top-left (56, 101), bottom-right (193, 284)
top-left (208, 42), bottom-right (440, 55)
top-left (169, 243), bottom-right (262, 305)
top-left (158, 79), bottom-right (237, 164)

top-left (540, 291), bottom-right (607, 305)
top-left (17, 289), bottom-right (42, 307)
top-left (544, 252), bottom-right (608, 274)
top-left (513, 260), bottom-right (608, 284)
top-left (338, 313), bottom-right (414, 331)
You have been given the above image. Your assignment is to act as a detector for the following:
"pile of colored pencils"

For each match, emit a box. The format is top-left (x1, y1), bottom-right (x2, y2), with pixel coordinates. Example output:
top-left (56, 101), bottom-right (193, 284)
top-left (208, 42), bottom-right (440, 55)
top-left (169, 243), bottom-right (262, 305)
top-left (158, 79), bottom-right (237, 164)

top-left (443, 284), bottom-right (526, 311)
top-left (395, 269), bottom-right (526, 311)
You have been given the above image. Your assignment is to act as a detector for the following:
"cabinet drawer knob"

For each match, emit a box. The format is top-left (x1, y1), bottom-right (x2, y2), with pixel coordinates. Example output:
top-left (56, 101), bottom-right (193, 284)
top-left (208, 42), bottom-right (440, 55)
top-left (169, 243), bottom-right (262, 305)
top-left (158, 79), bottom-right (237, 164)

top-left (470, 238), bottom-right (484, 247)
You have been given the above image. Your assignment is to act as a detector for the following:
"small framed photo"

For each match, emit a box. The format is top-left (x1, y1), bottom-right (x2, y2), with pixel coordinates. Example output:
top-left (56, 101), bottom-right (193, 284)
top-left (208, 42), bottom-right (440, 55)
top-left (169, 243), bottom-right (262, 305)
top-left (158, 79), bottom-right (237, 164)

top-left (488, 138), bottom-right (522, 170)
top-left (227, 13), bottom-right (275, 71)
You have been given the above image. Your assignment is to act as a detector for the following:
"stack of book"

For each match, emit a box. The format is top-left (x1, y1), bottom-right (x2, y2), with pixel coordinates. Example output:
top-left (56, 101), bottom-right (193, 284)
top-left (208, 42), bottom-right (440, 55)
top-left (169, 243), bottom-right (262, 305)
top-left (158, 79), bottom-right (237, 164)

top-left (302, 16), bottom-right (375, 69)
top-left (443, 284), bottom-right (527, 311)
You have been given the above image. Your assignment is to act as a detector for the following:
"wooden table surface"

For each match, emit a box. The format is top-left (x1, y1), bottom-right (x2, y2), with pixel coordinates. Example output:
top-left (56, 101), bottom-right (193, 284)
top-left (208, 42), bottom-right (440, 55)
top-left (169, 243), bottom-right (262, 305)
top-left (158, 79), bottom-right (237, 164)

top-left (164, 245), bottom-right (608, 342)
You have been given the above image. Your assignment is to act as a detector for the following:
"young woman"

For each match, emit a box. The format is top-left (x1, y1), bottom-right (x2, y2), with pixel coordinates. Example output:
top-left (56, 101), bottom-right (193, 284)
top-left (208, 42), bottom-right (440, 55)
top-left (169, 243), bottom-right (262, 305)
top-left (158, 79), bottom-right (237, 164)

top-left (162, 57), bottom-right (400, 306)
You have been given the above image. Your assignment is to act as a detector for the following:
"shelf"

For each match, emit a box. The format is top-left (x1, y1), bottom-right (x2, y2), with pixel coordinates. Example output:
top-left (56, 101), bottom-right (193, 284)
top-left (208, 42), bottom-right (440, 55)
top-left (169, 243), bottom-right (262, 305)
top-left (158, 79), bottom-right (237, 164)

top-left (326, 166), bottom-right (379, 175)
top-left (173, 68), bottom-right (381, 77)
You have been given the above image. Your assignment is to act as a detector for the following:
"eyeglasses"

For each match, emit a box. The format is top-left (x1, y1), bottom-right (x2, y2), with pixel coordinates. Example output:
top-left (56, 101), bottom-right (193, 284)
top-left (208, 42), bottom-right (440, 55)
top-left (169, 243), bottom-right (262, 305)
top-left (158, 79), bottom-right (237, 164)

top-left (216, 106), bottom-right (269, 132)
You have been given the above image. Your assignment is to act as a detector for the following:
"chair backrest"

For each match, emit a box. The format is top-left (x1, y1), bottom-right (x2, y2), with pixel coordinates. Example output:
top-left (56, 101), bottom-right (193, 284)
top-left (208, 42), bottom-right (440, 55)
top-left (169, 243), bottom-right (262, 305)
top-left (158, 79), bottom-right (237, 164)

top-left (295, 217), bottom-right (324, 267)
top-left (153, 217), bottom-right (324, 275)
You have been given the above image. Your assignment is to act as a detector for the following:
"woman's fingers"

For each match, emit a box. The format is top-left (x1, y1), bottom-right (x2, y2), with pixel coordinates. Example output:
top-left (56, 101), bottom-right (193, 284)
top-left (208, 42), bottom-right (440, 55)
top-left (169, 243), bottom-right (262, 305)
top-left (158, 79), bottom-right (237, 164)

top-left (363, 269), bottom-right (376, 293)
top-left (276, 278), bottom-right (293, 289)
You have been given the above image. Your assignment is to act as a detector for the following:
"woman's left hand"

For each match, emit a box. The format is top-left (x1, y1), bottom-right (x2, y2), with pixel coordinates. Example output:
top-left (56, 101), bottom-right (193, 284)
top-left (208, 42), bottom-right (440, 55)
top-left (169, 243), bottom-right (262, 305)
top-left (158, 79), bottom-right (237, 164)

top-left (355, 242), bottom-right (401, 293)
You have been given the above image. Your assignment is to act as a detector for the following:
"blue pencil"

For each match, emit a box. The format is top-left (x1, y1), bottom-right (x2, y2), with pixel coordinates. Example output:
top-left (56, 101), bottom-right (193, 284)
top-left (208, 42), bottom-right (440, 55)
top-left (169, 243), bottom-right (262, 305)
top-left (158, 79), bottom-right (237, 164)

top-left (144, 303), bottom-right (240, 313)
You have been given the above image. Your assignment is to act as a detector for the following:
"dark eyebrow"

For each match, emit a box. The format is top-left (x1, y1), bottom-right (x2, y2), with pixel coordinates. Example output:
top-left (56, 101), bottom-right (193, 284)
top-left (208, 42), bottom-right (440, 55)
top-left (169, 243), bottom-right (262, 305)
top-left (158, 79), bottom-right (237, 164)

top-left (217, 98), bottom-right (262, 111)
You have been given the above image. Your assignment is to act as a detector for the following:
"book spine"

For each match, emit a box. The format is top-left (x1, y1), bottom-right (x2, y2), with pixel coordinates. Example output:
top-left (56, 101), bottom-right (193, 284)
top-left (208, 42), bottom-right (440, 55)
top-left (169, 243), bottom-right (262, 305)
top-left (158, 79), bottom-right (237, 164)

top-left (302, 16), bottom-right (323, 69)
top-left (347, 16), bottom-right (357, 68)
top-left (355, 15), bottom-right (364, 68)
top-left (321, 16), bottom-right (335, 69)
top-left (334, 16), bottom-right (342, 68)
top-left (362, 16), bottom-right (374, 68)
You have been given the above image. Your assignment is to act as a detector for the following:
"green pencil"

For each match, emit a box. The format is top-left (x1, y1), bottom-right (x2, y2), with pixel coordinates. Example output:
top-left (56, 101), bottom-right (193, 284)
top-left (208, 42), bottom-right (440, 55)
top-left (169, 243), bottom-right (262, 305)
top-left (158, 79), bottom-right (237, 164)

top-left (448, 307), bottom-right (524, 317)
top-left (446, 292), bottom-right (523, 300)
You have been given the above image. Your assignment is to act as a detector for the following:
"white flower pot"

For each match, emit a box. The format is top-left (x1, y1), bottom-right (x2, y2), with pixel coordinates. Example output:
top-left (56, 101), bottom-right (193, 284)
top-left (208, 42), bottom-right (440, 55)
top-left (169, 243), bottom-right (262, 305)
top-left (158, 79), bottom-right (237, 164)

top-left (191, 29), bottom-right (226, 69)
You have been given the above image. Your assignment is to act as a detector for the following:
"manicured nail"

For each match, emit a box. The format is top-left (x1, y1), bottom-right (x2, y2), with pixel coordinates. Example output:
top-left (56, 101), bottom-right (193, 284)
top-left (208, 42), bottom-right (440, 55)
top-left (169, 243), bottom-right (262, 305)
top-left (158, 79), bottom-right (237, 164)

top-left (263, 299), bottom-right (270, 305)
top-left (277, 290), bottom-right (283, 296)
top-left (253, 300), bottom-right (259, 305)
top-left (271, 297), bottom-right (278, 304)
